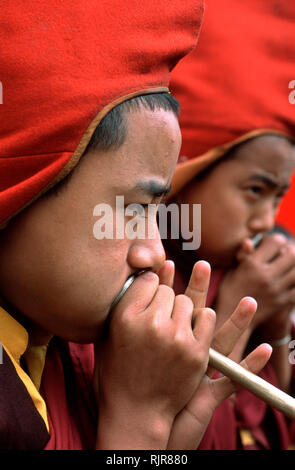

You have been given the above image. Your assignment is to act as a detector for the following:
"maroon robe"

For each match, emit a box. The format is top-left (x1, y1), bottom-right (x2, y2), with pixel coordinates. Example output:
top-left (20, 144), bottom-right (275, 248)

top-left (41, 339), bottom-right (97, 450)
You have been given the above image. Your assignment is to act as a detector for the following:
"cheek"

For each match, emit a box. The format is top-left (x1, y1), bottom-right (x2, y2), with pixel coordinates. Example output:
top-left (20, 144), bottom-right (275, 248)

top-left (83, 238), bottom-right (131, 287)
top-left (44, 239), bottom-right (131, 331)
top-left (200, 194), bottom-right (247, 245)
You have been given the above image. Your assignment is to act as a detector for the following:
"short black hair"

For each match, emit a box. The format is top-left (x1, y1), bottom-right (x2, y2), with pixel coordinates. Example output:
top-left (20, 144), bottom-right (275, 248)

top-left (85, 92), bottom-right (179, 152)
top-left (48, 92), bottom-right (179, 196)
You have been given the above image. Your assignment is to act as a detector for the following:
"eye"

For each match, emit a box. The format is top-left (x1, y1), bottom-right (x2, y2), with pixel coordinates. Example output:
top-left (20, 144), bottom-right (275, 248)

top-left (248, 185), bottom-right (264, 195)
top-left (244, 185), bottom-right (265, 201)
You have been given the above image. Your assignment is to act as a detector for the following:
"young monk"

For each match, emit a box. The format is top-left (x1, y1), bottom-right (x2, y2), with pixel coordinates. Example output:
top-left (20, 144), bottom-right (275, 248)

top-left (0, 0), bottom-right (271, 450)
top-left (167, 0), bottom-right (295, 450)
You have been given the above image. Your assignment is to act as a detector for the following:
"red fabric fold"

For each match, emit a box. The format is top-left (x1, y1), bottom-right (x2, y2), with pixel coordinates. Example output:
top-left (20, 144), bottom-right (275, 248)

top-left (41, 339), bottom-right (97, 450)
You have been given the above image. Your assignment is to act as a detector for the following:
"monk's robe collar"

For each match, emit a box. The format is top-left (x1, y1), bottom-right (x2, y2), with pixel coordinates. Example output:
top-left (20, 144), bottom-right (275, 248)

top-left (0, 306), bottom-right (52, 430)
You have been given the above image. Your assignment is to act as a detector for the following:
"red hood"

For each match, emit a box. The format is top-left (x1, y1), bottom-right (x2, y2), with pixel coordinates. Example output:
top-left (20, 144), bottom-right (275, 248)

top-left (0, 0), bottom-right (204, 226)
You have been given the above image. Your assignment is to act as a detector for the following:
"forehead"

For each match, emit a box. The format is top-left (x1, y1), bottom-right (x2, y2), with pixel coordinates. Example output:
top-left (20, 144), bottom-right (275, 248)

top-left (94, 107), bottom-right (181, 192)
top-left (70, 107), bottom-right (181, 199)
top-left (231, 135), bottom-right (295, 181)
top-left (121, 107), bottom-right (181, 176)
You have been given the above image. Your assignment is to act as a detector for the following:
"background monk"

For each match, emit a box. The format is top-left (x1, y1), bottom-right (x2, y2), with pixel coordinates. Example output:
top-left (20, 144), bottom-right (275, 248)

top-left (0, 0), bottom-right (271, 450)
top-left (167, 0), bottom-right (295, 450)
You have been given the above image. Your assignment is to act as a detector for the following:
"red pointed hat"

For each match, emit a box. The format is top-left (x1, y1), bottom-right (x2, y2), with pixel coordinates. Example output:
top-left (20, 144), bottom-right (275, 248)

top-left (0, 0), bottom-right (204, 227)
top-left (169, 0), bottom-right (295, 198)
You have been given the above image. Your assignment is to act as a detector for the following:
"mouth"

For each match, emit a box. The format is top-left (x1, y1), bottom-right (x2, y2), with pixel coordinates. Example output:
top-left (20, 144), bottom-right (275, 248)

top-left (110, 269), bottom-right (150, 311)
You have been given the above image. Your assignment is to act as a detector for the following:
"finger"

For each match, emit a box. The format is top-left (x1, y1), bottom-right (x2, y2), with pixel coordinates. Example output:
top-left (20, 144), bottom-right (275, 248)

top-left (111, 270), bottom-right (160, 315)
top-left (146, 284), bottom-right (175, 321)
top-left (240, 343), bottom-right (273, 372)
top-left (253, 234), bottom-right (287, 263)
top-left (207, 297), bottom-right (257, 377)
top-left (184, 260), bottom-right (211, 310)
top-left (236, 238), bottom-right (255, 262)
top-left (192, 307), bottom-right (216, 347)
top-left (276, 266), bottom-right (295, 292)
top-left (171, 294), bottom-right (194, 329)
top-left (272, 288), bottom-right (295, 311)
top-left (210, 343), bottom-right (272, 405)
top-left (212, 297), bottom-right (257, 354)
top-left (268, 243), bottom-right (295, 278)
top-left (157, 260), bottom-right (175, 288)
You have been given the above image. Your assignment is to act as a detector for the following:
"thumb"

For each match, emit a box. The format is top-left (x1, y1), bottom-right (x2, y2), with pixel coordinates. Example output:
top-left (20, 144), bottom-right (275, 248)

top-left (110, 270), bottom-right (160, 316)
top-left (236, 238), bottom-right (255, 262)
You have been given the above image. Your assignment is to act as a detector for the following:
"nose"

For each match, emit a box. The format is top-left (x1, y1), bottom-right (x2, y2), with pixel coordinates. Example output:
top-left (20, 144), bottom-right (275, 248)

top-left (248, 202), bottom-right (276, 235)
top-left (127, 227), bottom-right (166, 273)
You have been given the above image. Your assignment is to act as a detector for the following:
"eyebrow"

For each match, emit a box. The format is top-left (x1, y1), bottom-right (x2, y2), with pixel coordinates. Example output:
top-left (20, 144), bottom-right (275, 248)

top-left (249, 173), bottom-right (290, 192)
top-left (133, 180), bottom-right (172, 198)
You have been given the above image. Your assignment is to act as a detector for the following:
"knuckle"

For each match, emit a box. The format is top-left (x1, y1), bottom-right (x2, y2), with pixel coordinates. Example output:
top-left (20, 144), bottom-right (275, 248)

top-left (158, 284), bottom-right (174, 296)
top-left (175, 294), bottom-right (194, 312)
top-left (257, 268), bottom-right (272, 289)
top-left (270, 233), bottom-right (287, 246)
top-left (203, 307), bottom-right (216, 323)
top-left (172, 329), bottom-right (200, 360)
top-left (193, 307), bottom-right (216, 330)
top-left (147, 312), bottom-right (162, 334)
top-left (173, 332), bottom-right (208, 373)
top-left (172, 330), bottom-right (188, 350)
top-left (287, 243), bottom-right (295, 258)
top-left (244, 256), bottom-right (258, 272)
top-left (192, 349), bottom-right (208, 371)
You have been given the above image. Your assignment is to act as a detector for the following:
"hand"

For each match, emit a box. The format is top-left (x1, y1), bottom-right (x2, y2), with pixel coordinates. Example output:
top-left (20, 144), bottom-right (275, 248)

top-left (94, 262), bottom-right (216, 449)
top-left (165, 262), bottom-right (272, 449)
top-left (215, 234), bottom-right (295, 337)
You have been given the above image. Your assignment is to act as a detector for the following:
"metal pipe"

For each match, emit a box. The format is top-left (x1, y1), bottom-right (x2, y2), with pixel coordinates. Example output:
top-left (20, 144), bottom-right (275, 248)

top-left (209, 347), bottom-right (295, 420)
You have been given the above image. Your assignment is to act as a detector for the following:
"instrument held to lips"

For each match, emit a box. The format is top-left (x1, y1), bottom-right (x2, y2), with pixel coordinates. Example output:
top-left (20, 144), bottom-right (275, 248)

top-left (111, 270), bottom-right (295, 420)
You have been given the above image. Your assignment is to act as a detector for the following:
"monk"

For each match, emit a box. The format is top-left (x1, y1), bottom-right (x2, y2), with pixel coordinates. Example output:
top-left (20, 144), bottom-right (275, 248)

top-left (167, 0), bottom-right (295, 449)
top-left (0, 1), bottom-right (271, 450)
